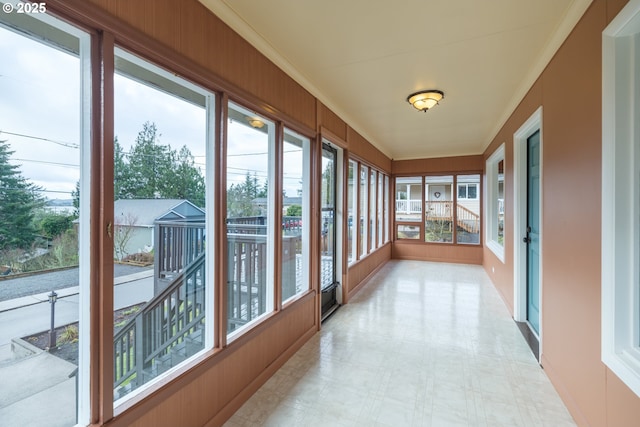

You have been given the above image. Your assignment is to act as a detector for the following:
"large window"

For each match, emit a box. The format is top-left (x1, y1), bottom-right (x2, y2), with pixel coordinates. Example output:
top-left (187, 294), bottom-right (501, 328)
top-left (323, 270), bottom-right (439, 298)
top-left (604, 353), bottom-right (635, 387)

top-left (226, 102), bottom-right (275, 337)
top-left (112, 48), bottom-right (213, 402)
top-left (486, 144), bottom-right (505, 261)
top-left (369, 169), bottom-right (377, 251)
top-left (602, 0), bottom-right (640, 398)
top-left (0, 10), bottom-right (92, 424)
top-left (359, 165), bottom-right (368, 257)
top-left (347, 160), bottom-right (357, 264)
top-left (282, 128), bottom-right (309, 303)
top-left (425, 175), bottom-right (453, 243)
top-left (456, 174), bottom-right (481, 244)
top-left (394, 174), bottom-right (482, 245)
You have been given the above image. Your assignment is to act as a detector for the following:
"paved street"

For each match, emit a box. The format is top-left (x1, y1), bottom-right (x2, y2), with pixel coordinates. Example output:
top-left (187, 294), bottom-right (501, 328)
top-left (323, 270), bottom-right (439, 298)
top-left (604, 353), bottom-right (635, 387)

top-left (0, 264), bottom-right (149, 301)
top-left (0, 272), bottom-right (153, 346)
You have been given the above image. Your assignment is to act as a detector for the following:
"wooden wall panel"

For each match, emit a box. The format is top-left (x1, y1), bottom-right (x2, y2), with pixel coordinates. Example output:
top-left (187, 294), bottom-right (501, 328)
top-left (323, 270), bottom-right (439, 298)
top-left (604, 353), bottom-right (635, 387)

top-left (346, 244), bottom-right (391, 301)
top-left (317, 102), bottom-right (347, 141)
top-left (482, 0), bottom-right (640, 425)
top-left (482, 78), bottom-right (543, 314)
top-left (118, 295), bottom-right (317, 427)
top-left (539, 1), bottom-right (607, 424)
top-left (392, 155), bottom-right (483, 175)
top-left (393, 242), bottom-right (483, 265)
top-left (347, 127), bottom-right (392, 172)
top-left (86, 0), bottom-right (316, 130)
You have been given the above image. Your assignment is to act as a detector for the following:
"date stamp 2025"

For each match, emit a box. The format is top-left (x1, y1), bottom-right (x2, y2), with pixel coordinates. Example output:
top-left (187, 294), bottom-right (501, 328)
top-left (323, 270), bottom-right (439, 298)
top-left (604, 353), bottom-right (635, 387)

top-left (2, 2), bottom-right (47, 14)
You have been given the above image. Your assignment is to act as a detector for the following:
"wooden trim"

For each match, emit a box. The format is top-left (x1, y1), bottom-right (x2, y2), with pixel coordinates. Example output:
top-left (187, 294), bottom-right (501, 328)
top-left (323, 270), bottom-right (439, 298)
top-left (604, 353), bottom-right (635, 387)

top-left (274, 122), bottom-right (284, 311)
top-left (218, 93), bottom-right (229, 349)
top-left (319, 126), bottom-right (348, 150)
top-left (89, 29), bottom-right (102, 426)
top-left (99, 30), bottom-right (115, 422)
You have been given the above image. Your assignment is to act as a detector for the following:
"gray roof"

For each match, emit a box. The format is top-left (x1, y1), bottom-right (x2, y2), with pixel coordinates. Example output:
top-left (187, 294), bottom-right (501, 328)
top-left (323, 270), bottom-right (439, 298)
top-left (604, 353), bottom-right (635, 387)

top-left (114, 199), bottom-right (191, 227)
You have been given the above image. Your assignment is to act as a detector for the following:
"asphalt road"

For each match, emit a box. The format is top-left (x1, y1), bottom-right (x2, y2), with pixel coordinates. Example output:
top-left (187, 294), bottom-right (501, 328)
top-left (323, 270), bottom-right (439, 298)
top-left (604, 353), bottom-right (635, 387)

top-left (0, 264), bottom-right (150, 302)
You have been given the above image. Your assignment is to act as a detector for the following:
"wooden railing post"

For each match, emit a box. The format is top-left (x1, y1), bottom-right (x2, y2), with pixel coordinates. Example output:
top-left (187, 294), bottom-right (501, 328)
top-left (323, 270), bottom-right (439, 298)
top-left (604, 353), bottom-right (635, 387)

top-left (134, 314), bottom-right (144, 387)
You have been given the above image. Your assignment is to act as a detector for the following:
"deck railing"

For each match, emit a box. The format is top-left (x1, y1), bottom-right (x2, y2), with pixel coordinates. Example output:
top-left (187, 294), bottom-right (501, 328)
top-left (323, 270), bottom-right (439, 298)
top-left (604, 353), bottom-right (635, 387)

top-left (115, 215), bottom-right (303, 397)
top-left (114, 251), bottom-right (205, 397)
top-left (456, 205), bottom-right (480, 233)
top-left (154, 220), bottom-right (205, 293)
top-left (396, 199), bottom-right (422, 214)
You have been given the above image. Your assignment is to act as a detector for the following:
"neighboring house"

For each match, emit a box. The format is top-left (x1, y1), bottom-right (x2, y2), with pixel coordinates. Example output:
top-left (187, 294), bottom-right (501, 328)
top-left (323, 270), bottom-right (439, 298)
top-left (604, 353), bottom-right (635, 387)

top-left (252, 196), bottom-right (302, 216)
top-left (113, 199), bottom-right (201, 259)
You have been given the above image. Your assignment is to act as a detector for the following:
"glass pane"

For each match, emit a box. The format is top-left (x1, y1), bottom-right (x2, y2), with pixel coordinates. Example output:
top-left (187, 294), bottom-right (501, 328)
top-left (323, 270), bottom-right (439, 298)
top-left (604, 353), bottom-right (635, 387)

top-left (0, 14), bottom-right (90, 424)
top-left (395, 176), bottom-right (422, 222)
top-left (384, 175), bottom-right (390, 243)
top-left (468, 184), bottom-right (478, 199)
top-left (378, 173), bottom-right (383, 246)
top-left (498, 159), bottom-right (505, 245)
top-left (226, 103), bottom-right (274, 336)
top-left (113, 49), bottom-right (210, 400)
top-left (425, 176), bottom-right (453, 243)
top-left (458, 185), bottom-right (467, 199)
top-left (397, 225), bottom-right (420, 239)
top-left (347, 160), bottom-right (356, 264)
top-left (456, 175), bottom-right (481, 244)
top-left (359, 165), bottom-right (368, 257)
top-left (369, 169), bottom-right (377, 251)
top-left (282, 129), bottom-right (308, 302)
top-left (321, 146), bottom-right (336, 289)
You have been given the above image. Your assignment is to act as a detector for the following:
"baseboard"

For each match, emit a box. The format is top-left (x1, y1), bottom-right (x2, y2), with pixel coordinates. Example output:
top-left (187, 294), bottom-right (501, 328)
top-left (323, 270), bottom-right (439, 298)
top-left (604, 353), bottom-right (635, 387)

top-left (540, 354), bottom-right (588, 427)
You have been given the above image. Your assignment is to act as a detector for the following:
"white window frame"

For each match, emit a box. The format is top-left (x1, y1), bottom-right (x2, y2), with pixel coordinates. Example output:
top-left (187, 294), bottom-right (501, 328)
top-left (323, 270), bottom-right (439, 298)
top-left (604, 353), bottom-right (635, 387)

top-left (112, 47), bottom-right (216, 406)
top-left (457, 183), bottom-right (478, 200)
top-left (602, 0), bottom-right (640, 398)
top-left (347, 159), bottom-right (358, 265)
top-left (486, 144), bottom-right (506, 262)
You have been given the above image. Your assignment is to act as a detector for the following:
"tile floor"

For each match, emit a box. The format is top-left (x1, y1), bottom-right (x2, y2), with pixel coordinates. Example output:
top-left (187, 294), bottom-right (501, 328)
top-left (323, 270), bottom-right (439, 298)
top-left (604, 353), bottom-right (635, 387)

top-left (224, 260), bottom-right (576, 427)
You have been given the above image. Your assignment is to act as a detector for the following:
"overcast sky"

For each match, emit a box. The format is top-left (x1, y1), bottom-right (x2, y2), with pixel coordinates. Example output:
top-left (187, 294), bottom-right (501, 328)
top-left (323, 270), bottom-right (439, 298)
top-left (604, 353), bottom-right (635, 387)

top-left (0, 22), bottom-right (304, 203)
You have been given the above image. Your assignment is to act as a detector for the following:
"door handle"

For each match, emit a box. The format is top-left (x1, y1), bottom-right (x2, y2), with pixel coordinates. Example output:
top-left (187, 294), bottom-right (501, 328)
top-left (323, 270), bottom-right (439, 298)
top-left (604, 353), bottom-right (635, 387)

top-left (523, 235), bottom-right (531, 243)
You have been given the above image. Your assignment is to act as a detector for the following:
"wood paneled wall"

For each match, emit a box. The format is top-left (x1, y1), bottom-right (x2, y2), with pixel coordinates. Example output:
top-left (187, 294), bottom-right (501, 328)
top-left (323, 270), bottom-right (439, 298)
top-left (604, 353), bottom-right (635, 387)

top-left (392, 155), bottom-right (483, 175)
top-left (348, 127), bottom-right (392, 172)
top-left (86, 0), bottom-right (317, 130)
top-left (345, 243), bottom-right (391, 301)
top-left (482, 0), bottom-right (640, 425)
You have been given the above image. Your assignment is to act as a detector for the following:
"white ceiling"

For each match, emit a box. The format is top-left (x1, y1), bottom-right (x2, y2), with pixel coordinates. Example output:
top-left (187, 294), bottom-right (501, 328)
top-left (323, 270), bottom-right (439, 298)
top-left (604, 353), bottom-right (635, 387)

top-left (200, 0), bottom-right (593, 160)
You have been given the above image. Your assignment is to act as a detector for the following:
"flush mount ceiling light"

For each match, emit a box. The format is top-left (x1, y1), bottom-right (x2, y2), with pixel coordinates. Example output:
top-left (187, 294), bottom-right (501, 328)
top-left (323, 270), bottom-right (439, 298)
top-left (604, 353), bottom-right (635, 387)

top-left (247, 117), bottom-right (265, 128)
top-left (407, 90), bottom-right (444, 112)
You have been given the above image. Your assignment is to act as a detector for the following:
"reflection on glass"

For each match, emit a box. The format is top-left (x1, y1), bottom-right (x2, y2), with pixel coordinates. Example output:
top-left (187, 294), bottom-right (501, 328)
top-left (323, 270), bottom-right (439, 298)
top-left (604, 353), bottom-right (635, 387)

top-left (397, 224), bottom-right (421, 239)
top-left (113, 48), bottom-right (209, 400)
top-left (456, 174), bottom-right (481, 244)
top-left (425, 175), bottom-right (453, 243)
top-left (282, 129), bottom-right (308, 302)
top-left (226, 103), bottom-right (273, 335)
top-left (395, 176), bottom-right (422, 222)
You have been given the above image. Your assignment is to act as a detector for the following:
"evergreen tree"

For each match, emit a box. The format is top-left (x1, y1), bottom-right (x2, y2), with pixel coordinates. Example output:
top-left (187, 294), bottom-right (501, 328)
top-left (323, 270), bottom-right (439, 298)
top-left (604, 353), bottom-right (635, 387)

top-left (113, 122), bottom-right (206, 207)
top-left (71, 180), bottom-right (80, 218)
top-left (0, 140), bottom-right (43, 250)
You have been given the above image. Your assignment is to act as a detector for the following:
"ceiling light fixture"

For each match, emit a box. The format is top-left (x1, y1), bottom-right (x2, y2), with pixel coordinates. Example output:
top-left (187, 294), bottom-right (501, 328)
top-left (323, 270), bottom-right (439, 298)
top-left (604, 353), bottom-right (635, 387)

top-left (407, 90), bottom-right (444, 112)
top-left (247, 117), bottom-right (265, 128)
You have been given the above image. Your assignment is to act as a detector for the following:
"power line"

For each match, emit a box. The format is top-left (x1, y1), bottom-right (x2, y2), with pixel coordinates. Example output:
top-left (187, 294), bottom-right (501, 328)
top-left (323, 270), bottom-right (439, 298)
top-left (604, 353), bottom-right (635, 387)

top-left (0, 130), bottom-right (79, 149)
top-left (13, 158), bottom-right (79, 169)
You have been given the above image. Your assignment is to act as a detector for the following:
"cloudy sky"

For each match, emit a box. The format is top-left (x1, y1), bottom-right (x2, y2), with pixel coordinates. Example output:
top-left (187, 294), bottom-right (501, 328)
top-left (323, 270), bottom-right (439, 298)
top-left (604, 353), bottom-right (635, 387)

top-left (0, 20), bottom-right (304, 204)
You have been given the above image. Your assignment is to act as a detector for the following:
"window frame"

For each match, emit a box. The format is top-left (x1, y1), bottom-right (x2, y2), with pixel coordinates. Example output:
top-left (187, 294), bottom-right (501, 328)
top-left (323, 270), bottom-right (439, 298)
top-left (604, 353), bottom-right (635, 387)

top-left (112, 46), bottom-right (217, 405)
top-left (486, 143), bottom-right (506, 262)
top-left (601, 0), bottom-right (640, 398)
